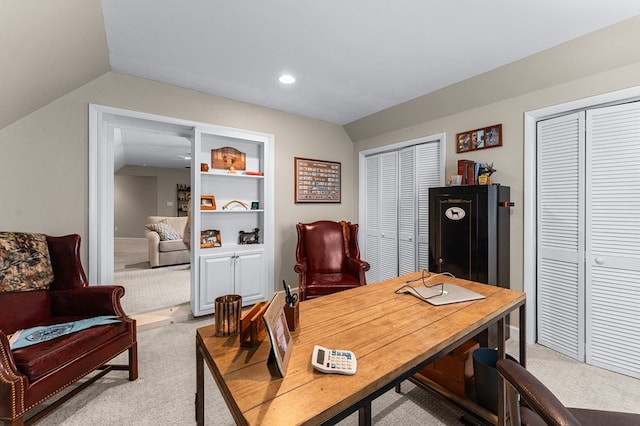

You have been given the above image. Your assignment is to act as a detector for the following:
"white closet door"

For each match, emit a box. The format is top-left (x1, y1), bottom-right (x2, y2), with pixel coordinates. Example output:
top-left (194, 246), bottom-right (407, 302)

top-left (365, 155), bottom-right (381, 282)
top-left (586, 102), bottom-right (640, 378)
top-left (378, 152), bottom-right (399, 281)
top-left (364, 151), bottom-right (398, 282)
top-left (398, 147), bottom-right (416, 275)
top-left (415, 142), bottom-right (440, 270)
top-left (537, 112), bottom-right (586, 360)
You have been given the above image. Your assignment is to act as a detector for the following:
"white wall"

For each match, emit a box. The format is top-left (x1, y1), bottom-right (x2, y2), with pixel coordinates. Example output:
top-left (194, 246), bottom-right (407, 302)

top-left (0, 72), bottom-right (356, 289)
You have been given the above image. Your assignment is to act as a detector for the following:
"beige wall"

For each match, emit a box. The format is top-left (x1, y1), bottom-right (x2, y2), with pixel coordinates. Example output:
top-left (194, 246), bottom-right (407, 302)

top-left (349, 25), bottom-right (640, 297)
top-left (0, 72), bottom-right (356, 288)
top-left (115, 174), bottom-right (157, 238)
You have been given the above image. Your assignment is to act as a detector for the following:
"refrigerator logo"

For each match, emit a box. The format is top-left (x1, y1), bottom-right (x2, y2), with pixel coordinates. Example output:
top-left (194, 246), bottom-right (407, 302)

top-left (445, 207), bottom-right (466, 220)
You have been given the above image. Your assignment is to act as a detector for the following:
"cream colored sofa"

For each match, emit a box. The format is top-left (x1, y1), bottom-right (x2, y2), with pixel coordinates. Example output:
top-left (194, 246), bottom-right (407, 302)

top-left (144, 216), bottom-right (190, 268)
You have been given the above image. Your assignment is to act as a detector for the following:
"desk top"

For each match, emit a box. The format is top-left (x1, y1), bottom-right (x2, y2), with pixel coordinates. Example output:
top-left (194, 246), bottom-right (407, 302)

top-left (197, 272), bottom-right (525, 425)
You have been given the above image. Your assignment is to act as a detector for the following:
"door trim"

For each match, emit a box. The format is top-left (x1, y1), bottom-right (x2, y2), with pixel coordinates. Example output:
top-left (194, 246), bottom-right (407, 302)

top-left (523, 85), bottom-right (640, 344)
top-left (88, 104), bottom-right (199, 283)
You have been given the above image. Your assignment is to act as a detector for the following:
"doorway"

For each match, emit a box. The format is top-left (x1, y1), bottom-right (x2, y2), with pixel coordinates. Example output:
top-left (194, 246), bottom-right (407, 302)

top-left (89, 104), bottom-right (195, 316)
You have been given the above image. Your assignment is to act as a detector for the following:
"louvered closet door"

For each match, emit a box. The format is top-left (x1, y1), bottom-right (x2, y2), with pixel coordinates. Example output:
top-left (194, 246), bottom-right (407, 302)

top-left (398, 147), bottom-right (416, 275)
top-left (586, 102), bottom-right (640, 378)
top-left (415, 142), bottom-right (440, 270)
top-left (365, 155), bottom-right (381, 282)
top-left (364, 151), bottom-right (398, 282)
top-left (537, 112), bottom-right (586, 361)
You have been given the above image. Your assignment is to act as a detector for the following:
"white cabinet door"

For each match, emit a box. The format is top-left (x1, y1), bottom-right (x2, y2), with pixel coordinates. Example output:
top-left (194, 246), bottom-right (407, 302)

top-left (199, 253), bottom-right (235, 313)
top-left (234, 249), bottom-right (265, 305)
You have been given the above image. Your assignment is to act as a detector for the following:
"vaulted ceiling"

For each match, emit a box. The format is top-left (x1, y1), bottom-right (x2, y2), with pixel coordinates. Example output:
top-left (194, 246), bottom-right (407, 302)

top-left (3, 1), bottom-right (640, 168)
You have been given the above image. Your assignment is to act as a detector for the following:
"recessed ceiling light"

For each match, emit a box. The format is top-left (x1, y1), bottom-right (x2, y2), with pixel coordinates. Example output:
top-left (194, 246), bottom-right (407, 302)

top-left (278, 74), bottom-right (296, 84)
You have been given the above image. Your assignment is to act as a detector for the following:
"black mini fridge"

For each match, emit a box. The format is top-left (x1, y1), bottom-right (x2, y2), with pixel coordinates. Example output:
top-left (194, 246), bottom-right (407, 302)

top-left (429, 184), bottom-right (512, 345)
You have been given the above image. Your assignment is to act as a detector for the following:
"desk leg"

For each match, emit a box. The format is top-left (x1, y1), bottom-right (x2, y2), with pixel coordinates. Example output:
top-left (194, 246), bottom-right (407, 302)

top-left (196, 342), bottom-right (204, 426)
top-left (520, 303), bottom-right (527, 368)
top-left (497, 317), bottom-right (506, 426)
top-left (358, 401), bottom-right (372, 426)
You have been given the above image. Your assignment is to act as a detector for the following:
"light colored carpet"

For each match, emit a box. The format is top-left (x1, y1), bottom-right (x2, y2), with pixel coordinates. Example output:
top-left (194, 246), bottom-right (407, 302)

top-left (116, 265), bottom-right (191, 315)
top-left (114, 237), bottom-right (191, 315)
top-left (33, 319), bottom-right (640, 425)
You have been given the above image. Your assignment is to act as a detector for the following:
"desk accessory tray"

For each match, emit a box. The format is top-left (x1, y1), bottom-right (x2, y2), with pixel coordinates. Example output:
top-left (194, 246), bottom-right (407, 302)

top-left (240, 302), bottom-right (269, 347)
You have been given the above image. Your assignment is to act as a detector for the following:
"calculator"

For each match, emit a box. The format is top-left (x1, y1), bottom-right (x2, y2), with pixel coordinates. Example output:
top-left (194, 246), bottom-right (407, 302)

top-left (311, 345), bottom-right (357, 375)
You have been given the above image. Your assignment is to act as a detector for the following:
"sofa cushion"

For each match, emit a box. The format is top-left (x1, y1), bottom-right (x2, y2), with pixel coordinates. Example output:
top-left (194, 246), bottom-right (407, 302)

top-left (158, 239), bottom-right (187, 253)
top-left (145, 220), bottom-right (180, 241)
top-left (0, 232), bottom-right (54, 293)
top-left (11, 316), bottom-right (129, 381)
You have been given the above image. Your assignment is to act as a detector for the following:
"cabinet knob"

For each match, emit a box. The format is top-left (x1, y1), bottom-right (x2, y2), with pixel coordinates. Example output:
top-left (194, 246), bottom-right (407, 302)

top-left (594, 257), bottom-right (604, 265)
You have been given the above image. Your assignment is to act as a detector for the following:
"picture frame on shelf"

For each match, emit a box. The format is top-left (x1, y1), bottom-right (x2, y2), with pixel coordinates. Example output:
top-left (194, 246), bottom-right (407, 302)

top-left (200, 230), bottom-right (221, 248)
top-left (251, 201), bottom-right (260, 210)
top-left (200, 195), bottom-right (216, 210)
top-left (239, 228), bottom-right (260, 245)
top-left (456, 124), bottom-right (502, 153)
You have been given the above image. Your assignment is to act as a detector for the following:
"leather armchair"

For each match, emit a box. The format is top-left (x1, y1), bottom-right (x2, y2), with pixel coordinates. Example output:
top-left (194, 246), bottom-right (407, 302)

top-left (497, 358), bottom-right (640, 426)
top-left (294, 220), bottom-right (370, 301)
top-left (0, 234), bottom-right (137, 426)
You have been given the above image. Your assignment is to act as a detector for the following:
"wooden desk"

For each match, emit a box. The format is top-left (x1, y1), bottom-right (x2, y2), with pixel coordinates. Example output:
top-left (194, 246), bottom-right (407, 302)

top-left (196, 272), bottom-right (526, 425)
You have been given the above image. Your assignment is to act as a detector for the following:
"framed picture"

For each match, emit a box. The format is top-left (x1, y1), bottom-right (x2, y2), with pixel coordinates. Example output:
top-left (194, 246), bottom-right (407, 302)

top-left (456, 124), bottom-right (502, 153)
top-left (238, 228), bottom-right (260, 245)
top-left (251, 201), bottom-right (260, 210)
top-left (200, 195), bottom-right (216, 210)
top-left (200, 230), bottom-right (221, 248)
top-left (262, 292), bottom-right (293, 378)
top-left (294, 157), bottom-right (341, 203)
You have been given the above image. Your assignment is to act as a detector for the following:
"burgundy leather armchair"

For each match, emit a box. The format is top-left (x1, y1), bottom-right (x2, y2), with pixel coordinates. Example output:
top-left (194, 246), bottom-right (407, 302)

top-left (0, 234), bottom-right (137, 426)
top-left (497, 358), bottom-right (640, 425)
top-left (294, 220), bottom-right (370, 301)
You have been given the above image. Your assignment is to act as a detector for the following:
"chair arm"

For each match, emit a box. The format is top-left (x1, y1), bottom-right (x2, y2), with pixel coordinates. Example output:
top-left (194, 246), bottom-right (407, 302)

top-left (293, 259), bottom-right (308, 300)
top-left (146, 231), bottom-right (161, 268)
top-left (496, 359), bottom-right (581, 426)
top-left (346, 257), bottom-right (370, 285)
top-left (51, 286), bottom-right (128, 317)
top-left (0, 330), bottom-right (28, 421)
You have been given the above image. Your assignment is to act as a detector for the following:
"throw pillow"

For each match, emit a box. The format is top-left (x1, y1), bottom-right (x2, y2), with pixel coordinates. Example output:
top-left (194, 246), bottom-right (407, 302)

top-left (145, 220), bottom-right (181, 241)
top-left (0, 232), bottom-right (54, 293)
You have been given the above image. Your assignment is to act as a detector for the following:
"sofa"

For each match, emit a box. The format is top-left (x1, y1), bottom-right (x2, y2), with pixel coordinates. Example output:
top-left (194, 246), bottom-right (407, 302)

top-left (144, 216), bottom-right (190, 268)
top-left (0, 232), bottom-right (137, 425)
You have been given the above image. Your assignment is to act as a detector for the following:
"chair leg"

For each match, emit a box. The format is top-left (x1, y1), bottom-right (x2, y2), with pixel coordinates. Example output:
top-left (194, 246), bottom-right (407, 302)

top-left (129, 343), bottom-right (139, 381)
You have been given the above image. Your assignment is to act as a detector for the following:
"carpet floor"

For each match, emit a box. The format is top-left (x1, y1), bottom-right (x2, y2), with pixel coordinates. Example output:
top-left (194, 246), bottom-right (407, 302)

top-left (116, 264), bottom-right (191, 315)
top-left (33, 319), bottom-right (640, 425)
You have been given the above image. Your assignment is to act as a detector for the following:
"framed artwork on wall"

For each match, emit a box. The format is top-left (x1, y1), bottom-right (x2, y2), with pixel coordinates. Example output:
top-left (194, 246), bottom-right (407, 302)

top-left (294, 157), bottom-right (341, 203)
top-left (456, 124), bottom-right (502, 153)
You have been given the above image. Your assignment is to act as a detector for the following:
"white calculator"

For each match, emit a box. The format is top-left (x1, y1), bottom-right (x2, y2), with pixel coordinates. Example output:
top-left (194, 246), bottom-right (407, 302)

top-left (311, 345), bottom-right (357, 375)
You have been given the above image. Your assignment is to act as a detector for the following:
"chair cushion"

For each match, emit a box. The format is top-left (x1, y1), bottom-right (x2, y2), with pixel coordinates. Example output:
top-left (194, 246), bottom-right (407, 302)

top-left (11, 316), bottom-right (129, 381)
top-left (158, 239), bottom-right (187, 253)
top-left (145, 220), bottom-right (181, 241)
top-left (0, 232), bottom-right (54, 293)
top-left (570, 407), bottom-right (640, 425)
top-left (306, 273), bottom-right (361, 297)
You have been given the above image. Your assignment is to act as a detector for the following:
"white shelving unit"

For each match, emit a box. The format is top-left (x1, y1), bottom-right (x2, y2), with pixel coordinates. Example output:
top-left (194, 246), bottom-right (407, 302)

top-left (191, 126), bottom-right (274, 317)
